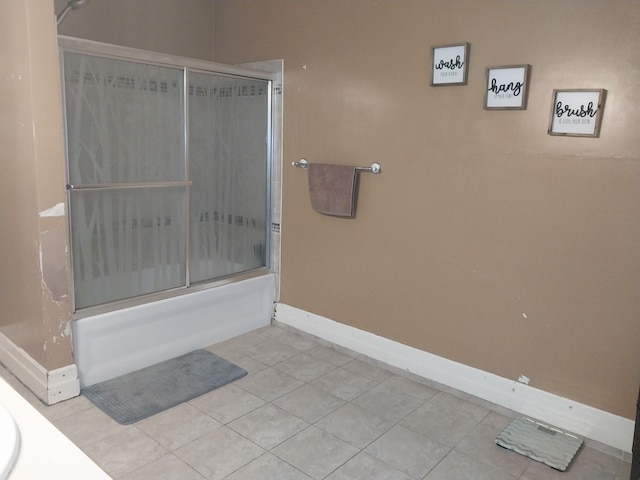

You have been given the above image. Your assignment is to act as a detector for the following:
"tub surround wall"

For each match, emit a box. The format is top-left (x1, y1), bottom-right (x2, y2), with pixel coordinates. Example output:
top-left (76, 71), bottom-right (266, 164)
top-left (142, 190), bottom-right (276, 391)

top-left (213, 0), bottom-right (640, 426)
top-left (0, 0), bottom-right (77, 403)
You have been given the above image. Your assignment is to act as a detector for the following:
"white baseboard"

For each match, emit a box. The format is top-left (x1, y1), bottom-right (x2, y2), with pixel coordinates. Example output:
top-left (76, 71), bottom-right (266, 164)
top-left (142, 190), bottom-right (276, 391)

top-left (0, 330), bottom-right (79, 405)
top-left (274, 303), bottom-right (634, 454)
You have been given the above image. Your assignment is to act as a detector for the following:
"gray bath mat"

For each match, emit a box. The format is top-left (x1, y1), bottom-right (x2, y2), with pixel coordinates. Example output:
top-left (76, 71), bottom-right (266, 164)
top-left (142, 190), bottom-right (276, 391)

top-left (495, 417), bottom-right (583, 471)
top-left (82, 349), bottom-right (247, 425)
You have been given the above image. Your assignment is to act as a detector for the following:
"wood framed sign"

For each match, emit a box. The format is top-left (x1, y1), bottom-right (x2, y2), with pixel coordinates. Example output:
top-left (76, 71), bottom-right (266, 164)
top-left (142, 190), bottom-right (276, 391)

top-left (484, 65), bottom-right (530, 110)
top-left (430, 43), bottom-right (469, 86)
top-left (548, 89), bottom-right (606, 137)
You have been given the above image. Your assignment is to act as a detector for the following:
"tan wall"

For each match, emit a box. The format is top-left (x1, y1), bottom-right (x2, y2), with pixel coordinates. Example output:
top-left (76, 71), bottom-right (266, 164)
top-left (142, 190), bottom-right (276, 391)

top-left (54, 0), bottom-right (214, 60)
top-left (0, 0), bottom-right (73, 369)
top-left (213, 0), bottom-right (640, 419)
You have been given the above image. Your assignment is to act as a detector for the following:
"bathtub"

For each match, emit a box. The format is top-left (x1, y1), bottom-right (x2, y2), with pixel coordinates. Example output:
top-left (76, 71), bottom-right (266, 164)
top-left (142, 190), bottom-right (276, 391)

top-left (73, 273), bottom-right (275, 387)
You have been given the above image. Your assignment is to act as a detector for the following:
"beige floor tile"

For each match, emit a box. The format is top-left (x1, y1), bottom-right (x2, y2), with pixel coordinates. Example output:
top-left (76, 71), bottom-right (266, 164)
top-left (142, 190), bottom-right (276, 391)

top-left (274, 352), bottom-right (337, 382)
top-left (342, 358), bottom-right (393, 382)
top-left (228, 403), bottom-right (309, 450)
top-left (53, 406), bottom-right (128, 448)
top-left (204, 345), bottom-right (270, 375)
top-left (519, 458), bottom-right (616, 480)
top-left (424, 450), bottom-right (518, 480)
top-left (224, 354), bottom-right (269, 375)
top-left (428, 391), bottom-right (490, 422)
top-left (316, 403), bottom-right (394, 449)
top-left (399, 401), bottom-right (481, 447)
top-left (209, 331), bottom-right (268, 354)
top-left (572, 445), bottom-right (629, 476)
top-left (365, 425), bottom-right (450, 478)
top-left (174, 426), bottom-right (264, 480)
top-left (189, 383), bottom-right (265, 424)
top-left (272, 384), bottom-right (345, 423)
top-left (310, 366), bottom-right (378, 401)
top-left (258, 327), bottom-right (321, 352)
top-left (82, 426), bottom-right (167, 478)
top-left (326, 452), bottom-right (412, 480)
top-left (616, 460), bottom-right (632, 479)
top-left (375, 374), bottom-right (440, 401)
top-left (353, 382), bottom-right (424, 423)
top-left (121, 453), bottom-right (206, 480)
top-left (225, 452), bottom-right (313, 480)
top-left (136, 402), bottom-right (221, 451)
top-left (244, 338), bottom-right (302, 366)
top-left (235, 367), bottom-right (303, 402)
top-left (37, 393), bottom-right (95, 422)
top-left (307, 345), bottom-right (355, 366)
top-left (272, 426), bottom-right (359, 480)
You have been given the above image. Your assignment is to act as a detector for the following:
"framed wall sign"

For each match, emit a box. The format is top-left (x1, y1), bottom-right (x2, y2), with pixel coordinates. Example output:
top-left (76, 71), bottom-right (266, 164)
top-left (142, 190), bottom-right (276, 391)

top-left (548, 89), bottom-right (606, 137)
top-left (484, 65), bottom-right (530, 110)
top-left (431, 43), bottom-right (469, 86)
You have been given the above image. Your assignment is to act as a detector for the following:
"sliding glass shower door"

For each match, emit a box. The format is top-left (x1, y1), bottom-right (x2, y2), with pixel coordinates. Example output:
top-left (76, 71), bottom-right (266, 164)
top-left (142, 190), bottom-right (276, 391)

top-left (189, 72), bottom-right (269, 284)
top-left (63, 49), bottom-right (271, 311)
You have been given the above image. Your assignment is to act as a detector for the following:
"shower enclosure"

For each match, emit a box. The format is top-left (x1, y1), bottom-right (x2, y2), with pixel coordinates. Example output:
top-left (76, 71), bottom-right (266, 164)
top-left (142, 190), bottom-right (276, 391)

top-left (59, 37), bottom-right (281, 387)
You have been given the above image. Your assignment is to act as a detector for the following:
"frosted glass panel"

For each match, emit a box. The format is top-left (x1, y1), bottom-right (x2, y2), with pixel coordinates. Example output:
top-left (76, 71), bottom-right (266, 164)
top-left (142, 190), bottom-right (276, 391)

top-left (62, 48), bottom-right (272, 310)
top-left (70, 188), bottom-right (186, 309)
top-left (64, 53), bottom-right (185, 184)
top-left (189, 73), bottom-right (269, 283)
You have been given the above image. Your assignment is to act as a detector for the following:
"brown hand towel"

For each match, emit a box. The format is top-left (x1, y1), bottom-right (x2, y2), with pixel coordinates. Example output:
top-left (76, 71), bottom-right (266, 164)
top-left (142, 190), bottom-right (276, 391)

top-left (308, 163), bottom-right (358, 217)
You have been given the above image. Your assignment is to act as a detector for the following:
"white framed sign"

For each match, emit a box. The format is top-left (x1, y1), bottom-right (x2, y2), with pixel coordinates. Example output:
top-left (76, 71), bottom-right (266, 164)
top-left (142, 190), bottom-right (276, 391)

top-left (430, 43), bottom-right (469, 86)
top-left (548, 89), bottom-right (606, 137)
top-left (484, 65), bottom-right (530, 110)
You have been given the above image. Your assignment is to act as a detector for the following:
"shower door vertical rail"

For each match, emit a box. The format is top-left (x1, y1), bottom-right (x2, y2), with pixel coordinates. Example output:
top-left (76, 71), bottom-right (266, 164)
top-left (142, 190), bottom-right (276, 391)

top-left (183, 68), bottom-right (192, 288)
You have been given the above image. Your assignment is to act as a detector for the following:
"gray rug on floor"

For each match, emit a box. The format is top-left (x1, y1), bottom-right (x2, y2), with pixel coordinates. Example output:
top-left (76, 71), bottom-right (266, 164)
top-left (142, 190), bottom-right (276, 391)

top-left (82, 349), bottom-right (247, 425)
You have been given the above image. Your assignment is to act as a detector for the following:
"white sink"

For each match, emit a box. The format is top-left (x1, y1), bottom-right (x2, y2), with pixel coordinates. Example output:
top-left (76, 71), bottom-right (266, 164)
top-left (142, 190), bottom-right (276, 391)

top-left (0, 403), bottom-right (20, 480)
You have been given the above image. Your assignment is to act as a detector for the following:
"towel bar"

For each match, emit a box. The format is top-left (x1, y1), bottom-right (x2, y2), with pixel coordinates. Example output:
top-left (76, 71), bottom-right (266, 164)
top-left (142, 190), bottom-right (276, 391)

top-left (292, 158), bottom-right (382, 174)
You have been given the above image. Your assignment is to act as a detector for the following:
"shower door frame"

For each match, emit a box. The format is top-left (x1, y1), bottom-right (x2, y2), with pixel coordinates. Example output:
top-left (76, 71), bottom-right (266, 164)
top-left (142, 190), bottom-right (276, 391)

top-left (59, 36), bottom-right (280, 318)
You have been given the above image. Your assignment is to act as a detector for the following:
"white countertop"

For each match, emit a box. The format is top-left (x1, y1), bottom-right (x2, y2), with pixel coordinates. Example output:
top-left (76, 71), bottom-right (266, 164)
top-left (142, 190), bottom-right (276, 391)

top-left (0, 376), bottom-right (111, 480)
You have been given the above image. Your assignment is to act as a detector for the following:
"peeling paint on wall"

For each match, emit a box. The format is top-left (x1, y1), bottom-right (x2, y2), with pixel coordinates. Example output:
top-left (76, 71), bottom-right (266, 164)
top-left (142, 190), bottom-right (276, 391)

top-left (60, 319), bottom-right (71, 338)
top-left (39, 227), bottom-right (68, 301)
top-left (39, 202), bottom-right (65, 217)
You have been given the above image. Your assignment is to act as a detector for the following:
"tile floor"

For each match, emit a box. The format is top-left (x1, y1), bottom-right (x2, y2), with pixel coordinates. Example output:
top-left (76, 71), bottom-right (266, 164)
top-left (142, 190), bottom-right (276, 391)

top-left (1, 323), bottom-right (632, 480)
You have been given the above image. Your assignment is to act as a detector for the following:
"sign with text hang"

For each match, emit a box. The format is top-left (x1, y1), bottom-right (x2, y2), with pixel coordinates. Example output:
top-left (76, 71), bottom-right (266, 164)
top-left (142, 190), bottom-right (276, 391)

top-left (484, 65), bottom-right (531, 110)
